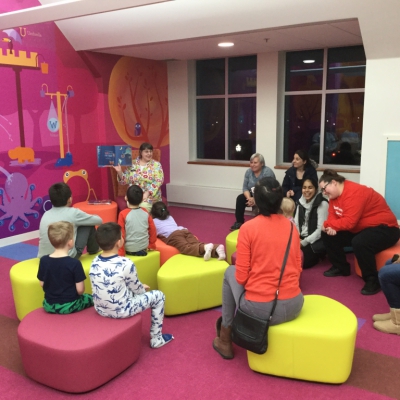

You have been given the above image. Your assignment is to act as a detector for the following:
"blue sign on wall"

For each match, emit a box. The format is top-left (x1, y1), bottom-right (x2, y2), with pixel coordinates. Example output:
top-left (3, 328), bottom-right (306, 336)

top-left (385, 140), bottom-right (400, 219)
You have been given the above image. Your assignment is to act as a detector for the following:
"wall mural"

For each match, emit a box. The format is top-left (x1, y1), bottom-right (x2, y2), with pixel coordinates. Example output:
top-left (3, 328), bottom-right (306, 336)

top-left (0, 1), bottom-right (170, 242)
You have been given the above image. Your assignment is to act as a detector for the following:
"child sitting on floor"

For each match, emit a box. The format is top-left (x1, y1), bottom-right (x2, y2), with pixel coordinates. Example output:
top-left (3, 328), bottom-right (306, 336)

top-left (118, 185), bottom-right (157, 256)
top-left (90, 222), bottom-right (173, 349)
top-left (150, 201), bottom-right (226, 261)
top-left (37, 221), bottom-right (94, 314)
top-left (281, 197), bottom-right (296, 224)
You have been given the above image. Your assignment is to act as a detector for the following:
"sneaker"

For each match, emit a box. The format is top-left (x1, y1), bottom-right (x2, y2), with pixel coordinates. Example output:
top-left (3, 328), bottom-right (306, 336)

top-left (216, 244), bottom-right (226, 261)
top-left (204, 243), bottom-right (213, 261)
top-left (323, 266), bottom-right (350, 277)
top-left (150, 333), bottom-right (174, 349)
top-left (230, 222), bottom-right (242, 231)
top-left (361, 279), bottom-right (381, 295)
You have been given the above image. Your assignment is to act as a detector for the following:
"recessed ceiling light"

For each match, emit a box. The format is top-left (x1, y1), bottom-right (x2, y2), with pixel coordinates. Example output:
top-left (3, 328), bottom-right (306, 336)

top-left (303, 59), bottom-right (315, 64)
top-left (218, 42), bottom-right (234, 47)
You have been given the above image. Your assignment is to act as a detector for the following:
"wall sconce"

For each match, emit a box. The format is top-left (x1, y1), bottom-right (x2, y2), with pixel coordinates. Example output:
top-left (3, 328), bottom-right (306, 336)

top-left (40, 83), bottom-right (48, 98)
top-left (66, 85), bottom-right (74, 98)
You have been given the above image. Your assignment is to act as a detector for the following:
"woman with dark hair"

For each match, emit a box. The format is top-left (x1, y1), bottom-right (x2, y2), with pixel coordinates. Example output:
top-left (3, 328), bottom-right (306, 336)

top-left (319, 169), bottom-right (400, 295)
top-left (230, 153), bottom-right (275, 231)
top-left (114, 142), bottom-right (163, 212)
top-left (213, 177), bottom-right (303, 360)
top-left (294, 178), bottom-right (329, 269)
top-left (282, 149), bottom-right (318, 204)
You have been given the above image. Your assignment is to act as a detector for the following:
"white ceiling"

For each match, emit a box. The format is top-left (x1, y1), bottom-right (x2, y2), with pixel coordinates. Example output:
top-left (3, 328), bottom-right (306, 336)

top-left (0, 0), bottom-right (365, 60)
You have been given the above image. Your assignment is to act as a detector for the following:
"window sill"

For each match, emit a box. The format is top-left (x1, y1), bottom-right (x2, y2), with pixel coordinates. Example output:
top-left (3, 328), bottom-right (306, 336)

top-left (187, 160), bottom-right (249, 167)
top-left (274, 164), bottom-right (360, 173)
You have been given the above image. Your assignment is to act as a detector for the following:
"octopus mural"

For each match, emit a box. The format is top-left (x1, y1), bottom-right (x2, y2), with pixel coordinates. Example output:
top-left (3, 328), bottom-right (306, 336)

top-left (0, 166), bottom-right (42, 231)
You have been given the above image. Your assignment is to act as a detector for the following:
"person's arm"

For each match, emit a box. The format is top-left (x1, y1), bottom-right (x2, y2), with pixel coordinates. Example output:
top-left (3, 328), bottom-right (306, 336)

top-left (302, 200), bottom-right (329, 246)
top-left (75, 281), bottom-right (85, 295)
top-left (282, 170), bottom-right (294, 198)
top-left (117, 210), bottom-right (127, 256)
top-left (262, 166), bottom-right (276, 180)
top-left (294, 205), bottom-right (301, 234)
top-left (125, 259), bottom-right (146, 295)
top-left (242, 169), bottom-right (250, 194)
top-left (72, 208), bottom-right (103, 227)
top-left (37, 259), bottom-right (45, 288)
top-left (39, 280), bottom-right (44, 287)
top-left (235, 228), bottom-right (251, 286)
top-left (148, 214), bottom-right (157, 250)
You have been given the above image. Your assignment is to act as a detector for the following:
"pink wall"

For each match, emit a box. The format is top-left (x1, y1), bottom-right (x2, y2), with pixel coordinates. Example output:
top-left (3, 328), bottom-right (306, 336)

top-left (0, 1), bottom-right (170, 240)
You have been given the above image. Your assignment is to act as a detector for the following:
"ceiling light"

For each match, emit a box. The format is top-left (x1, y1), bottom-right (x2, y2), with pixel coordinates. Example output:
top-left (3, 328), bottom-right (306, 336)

top-left (303, 59), bottom-right (315, 64)
top-left (218, 42), bottom-right (234, 47)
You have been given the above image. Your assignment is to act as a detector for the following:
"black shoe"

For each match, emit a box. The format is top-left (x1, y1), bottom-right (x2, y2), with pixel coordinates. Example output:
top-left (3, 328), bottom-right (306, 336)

top-left (361, 279), bottom-right (381, 295)
top-left (323, 266), bottom-right (350, 277)
top-left (230, 222), bottom-right (242, 231)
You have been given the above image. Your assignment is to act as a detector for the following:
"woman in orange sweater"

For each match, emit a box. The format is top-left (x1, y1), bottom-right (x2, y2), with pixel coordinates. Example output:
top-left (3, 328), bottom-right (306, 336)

top-left (213, 177), bottom-right (303, 360)
top-left (319, 169), bottom-right (399, 295)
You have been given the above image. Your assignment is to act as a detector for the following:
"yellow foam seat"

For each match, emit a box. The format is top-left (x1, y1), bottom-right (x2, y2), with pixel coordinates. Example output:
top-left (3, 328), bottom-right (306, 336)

top-left (10, 251), bottom-right (160, 320)
top-left (226, 230), bottom-right (239, 264)
top-left (247, 295), bottom-right (357, 384)
top-left (157, 254), bottom-right (229, 316)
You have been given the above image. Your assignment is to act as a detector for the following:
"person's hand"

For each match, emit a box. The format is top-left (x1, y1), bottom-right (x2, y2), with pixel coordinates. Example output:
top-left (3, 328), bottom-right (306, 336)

top-left (246, 197), bottom-right (255, 207)
top-left (143, 284), bottom-right (150, 291)
top-left (325, 227), bottom-right (337, 236)
top-left (287, 190), bottom-right (294, 198)
top-left (143, 190), bottom-right (150, 201)
top-left (113, 164), bottom-right (122, 178)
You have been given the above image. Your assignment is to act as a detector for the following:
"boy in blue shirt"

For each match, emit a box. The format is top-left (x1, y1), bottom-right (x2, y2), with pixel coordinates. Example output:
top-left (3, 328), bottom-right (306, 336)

top-left (37, 221), bottom-right (93, 314)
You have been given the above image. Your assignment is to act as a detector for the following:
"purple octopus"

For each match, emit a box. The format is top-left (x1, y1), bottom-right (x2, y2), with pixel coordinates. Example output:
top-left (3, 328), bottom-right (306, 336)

top-left (0, 166), bottom-right (42, 231)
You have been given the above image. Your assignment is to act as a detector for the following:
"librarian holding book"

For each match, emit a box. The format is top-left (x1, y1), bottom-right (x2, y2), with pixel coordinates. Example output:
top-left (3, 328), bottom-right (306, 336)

top-left (113, 142), bottom-right (164, 212)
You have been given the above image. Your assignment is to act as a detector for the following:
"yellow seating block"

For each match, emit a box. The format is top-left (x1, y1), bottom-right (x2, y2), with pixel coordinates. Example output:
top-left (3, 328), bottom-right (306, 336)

top-left (10, 253), bottom-right (96, 321)
top-left (157, 254), bottom-right (229, 316)
top-left (226, 230), bottom-right (239, 264)
top-left (125, 250), bottom-right (160, 290)
top-left (247, 295), bottom-right (357, 384)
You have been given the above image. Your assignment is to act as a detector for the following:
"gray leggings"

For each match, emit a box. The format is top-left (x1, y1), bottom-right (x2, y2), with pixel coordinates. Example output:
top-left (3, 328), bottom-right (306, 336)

top-left (222, 265), bottom-right (304, 327)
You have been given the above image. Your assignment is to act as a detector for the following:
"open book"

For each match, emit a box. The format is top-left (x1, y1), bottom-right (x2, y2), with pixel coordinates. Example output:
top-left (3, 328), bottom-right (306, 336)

top-left (97, 145), bottom-right (132, 167)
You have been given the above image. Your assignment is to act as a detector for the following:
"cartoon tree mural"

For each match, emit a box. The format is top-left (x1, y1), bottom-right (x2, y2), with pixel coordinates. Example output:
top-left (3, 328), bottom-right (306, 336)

top-left (108, 57), bottom-right (169, 149)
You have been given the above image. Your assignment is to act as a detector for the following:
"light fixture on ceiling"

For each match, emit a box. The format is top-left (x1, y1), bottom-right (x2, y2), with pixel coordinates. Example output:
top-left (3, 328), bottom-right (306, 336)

top-left (303, 59), bottom-right (315, 64)
top-left (218, 42), bottom-right (234, 47)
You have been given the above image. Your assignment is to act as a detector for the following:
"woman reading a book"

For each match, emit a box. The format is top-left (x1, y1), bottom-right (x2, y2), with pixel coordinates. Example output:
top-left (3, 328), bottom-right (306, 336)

top-left (113, 142), bottom-right (164, 212)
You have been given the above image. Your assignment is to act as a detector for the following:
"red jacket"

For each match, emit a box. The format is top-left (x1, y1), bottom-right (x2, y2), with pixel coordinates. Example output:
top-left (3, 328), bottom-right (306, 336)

top-left (323, 180), bottom-right (398, 233)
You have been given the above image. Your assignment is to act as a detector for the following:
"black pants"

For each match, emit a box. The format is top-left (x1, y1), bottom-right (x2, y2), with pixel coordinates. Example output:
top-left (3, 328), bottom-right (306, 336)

top-left (235, 193), bottom-right (249, 223)
top-left (322, 225), bottom-right (400, 281)
top-left (302, 244), bottom-right (322, 269)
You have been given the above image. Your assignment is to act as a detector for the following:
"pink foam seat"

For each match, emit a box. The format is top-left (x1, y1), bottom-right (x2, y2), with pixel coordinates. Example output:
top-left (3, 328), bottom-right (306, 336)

top-left (18, 307), bottom-right (142, 393)
top-left (231, 251), bottom-right (237, 265)
top-left (354, 239), bottom-right (400, 277)
top-left (156, 238), bottom-right (180, 266)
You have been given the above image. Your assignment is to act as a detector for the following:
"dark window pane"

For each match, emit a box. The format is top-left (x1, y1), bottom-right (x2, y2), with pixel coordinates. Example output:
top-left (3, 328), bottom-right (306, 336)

top-left (228, 97), bottom-right (256, 160)
top-left (285, 50), bottom-right (323, 92)
top-left (228, 55), bottom-right (257, 94)
top-left (197, 99), bottom-right (225, 159)
top-left (323, 93), bottom-right (363, 165)
top-left (327, 46), bottom-right (366, 90)
top-left (283, 94), bottom-right (322, 163)
top-left (196, 59), bottom-right (225, 95)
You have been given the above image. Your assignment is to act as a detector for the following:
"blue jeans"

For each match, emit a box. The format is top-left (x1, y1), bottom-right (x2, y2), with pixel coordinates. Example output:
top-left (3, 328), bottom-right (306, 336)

top-left (378, 260), bottom-right (400, 308)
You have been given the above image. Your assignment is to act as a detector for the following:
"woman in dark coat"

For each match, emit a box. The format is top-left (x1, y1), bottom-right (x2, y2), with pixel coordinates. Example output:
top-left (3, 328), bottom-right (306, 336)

top-left (282, 150), bottom-right (318, 204)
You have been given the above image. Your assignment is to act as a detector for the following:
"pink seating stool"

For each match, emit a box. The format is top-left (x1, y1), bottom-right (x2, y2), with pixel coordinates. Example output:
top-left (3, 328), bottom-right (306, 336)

top-left (354, 240), bottom-right (400, 277)
top-left (156, 238), bottom-right (180, 266)
top-left (231, 252), bottom-right (237, 265)
top-left (18, 307), bottom-right (142, 393)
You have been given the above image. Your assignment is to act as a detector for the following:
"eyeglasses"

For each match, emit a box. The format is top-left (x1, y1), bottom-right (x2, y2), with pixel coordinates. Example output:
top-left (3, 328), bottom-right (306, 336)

top-left (321, 181), bottom-right (331, 193)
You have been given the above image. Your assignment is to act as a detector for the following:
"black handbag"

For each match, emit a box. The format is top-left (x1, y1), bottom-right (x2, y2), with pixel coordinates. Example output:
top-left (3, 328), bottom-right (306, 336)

top-left (231, 223), bottom-right (294, 354)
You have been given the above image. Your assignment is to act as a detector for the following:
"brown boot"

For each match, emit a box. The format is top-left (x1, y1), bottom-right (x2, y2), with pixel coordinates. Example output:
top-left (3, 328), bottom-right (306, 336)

top-left (215, 316), bottom-right (222, 337)
top-left (213, 323), bottom-right (234, 359)
top-left (373, 308), bottom-right (400, 335)
top-left (372, 311), bottom-right (391, 322)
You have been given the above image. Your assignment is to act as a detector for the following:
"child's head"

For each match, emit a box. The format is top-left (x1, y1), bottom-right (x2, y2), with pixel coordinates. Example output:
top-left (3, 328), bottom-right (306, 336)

top-left (126, 185), bottom-right (143, 206)
top-left (151, 201), bottom-right (170, 220)
top-left (281, 197), bottom-right (296, 218)
top-left (49, 182), bottom-right (72, 207)
top-left (48, 221), bottom-right (74, 249)
top-left (95, 222), bottom-right (122, 251)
